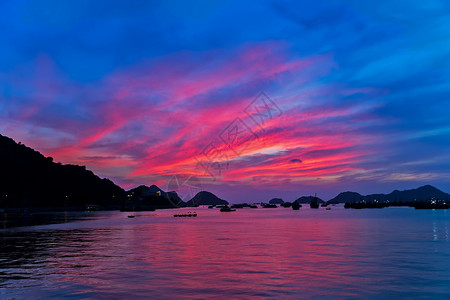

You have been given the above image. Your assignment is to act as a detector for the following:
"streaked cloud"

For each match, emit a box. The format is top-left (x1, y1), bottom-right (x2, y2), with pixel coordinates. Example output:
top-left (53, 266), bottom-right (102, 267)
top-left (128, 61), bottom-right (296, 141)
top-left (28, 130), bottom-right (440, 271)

top-left (1, 0), bottom-right (449, 200)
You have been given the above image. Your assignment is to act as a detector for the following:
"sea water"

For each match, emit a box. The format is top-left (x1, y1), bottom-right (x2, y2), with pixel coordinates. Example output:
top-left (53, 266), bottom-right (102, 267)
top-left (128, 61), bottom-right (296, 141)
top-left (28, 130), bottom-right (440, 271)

top-left (1, 206), bottom-right (449, 299)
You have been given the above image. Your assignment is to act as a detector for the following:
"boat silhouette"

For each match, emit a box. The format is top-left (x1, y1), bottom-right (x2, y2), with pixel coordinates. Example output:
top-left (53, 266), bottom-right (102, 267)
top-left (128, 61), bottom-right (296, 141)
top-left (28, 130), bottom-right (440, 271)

top-left (220, 205), bottom-right (236, 212)
top-left (310, 194), bottom-right (319, 209)
top-left (174, 212), bottom-right (197, 217)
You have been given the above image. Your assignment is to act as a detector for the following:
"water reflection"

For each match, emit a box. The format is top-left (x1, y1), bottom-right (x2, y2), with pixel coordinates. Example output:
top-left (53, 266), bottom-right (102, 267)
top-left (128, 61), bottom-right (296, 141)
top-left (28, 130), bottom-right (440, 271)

top-left (430, 209), bottom-right (448, 242)
top-left (1, 208), bottom-right (450, 299)
top-left (1, 211), bottom-right (99, 229)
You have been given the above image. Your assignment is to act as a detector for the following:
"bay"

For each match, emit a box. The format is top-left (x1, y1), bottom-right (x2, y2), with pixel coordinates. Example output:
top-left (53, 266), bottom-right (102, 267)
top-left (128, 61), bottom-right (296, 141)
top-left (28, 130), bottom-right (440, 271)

top-left (1, 206), bottom-right (449, 299)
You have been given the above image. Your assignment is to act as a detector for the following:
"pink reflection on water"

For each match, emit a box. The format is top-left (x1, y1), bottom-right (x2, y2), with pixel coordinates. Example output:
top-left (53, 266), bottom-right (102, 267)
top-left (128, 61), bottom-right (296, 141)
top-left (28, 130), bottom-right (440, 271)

top-left (4, 208), bottom-right (449, 299)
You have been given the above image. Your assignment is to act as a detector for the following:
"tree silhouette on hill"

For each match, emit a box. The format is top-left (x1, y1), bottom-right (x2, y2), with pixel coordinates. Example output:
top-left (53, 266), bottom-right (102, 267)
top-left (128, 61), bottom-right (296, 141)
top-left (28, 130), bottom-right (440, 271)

top-left (0, 134), bottom-right (125, 209)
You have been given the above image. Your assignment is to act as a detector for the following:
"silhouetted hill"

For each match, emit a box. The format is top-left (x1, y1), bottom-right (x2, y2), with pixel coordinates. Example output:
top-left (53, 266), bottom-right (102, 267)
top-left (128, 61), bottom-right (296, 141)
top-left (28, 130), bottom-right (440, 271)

top-left (295, 196), bottom-right (325, 204)
top-left (186, 191), bottom-right (228, 206)
top-left (128, 184), bottom-right (170, 198)
top-left (269, 198), bottom-right (284, 204)
top-left (125, 185), bottom-right (185, 209)
top-left (148, 184), bottom-right (167, 196)
top-left (328, 192), bottom-right (363, 204)
top-left (167, 191), bottom-right (184, 206)
top-left (328, 185), bottom-right (450, 204)
top-left (0, 134), bottom-right (125, 210)
top-left (379, 185), bottom-right (448, 202)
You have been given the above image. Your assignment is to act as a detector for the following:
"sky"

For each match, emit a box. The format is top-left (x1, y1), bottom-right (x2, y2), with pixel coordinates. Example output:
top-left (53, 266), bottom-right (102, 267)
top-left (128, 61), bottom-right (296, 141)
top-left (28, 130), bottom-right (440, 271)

top-left (1, 0), bottom-right (450, 202)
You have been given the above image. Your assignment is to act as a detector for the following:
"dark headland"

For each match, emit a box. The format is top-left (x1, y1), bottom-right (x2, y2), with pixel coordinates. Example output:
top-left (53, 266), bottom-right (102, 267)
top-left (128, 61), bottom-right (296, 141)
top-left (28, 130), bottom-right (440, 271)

top-left (0, 134), bottom-right (125, 211)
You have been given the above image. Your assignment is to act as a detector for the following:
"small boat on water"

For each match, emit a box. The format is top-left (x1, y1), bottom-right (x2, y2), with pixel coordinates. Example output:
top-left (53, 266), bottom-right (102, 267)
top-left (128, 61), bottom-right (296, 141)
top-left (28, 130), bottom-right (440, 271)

top-left (326, 207), bottom-right (331, 210)
top-left (220, 205), bottom-right (236, 212)
top-left (174, 212), bottom-right (197, 217)
top-left (292, 201), bottom-right (301, 210)
top-left (262, 204), bottom-right (277, 208)
top-left (128, 215), bottom-right (135, 218)
top-left (231, 204), bottom-right (244, 209)
top-left (310, 194), bottom-right (320, 209)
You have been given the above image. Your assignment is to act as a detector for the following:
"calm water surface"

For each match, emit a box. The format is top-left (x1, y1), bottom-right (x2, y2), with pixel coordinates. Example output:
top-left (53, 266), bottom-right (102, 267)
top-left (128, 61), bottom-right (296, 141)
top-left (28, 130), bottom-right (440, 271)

top-left (1, 206), bottom-right (450, 299)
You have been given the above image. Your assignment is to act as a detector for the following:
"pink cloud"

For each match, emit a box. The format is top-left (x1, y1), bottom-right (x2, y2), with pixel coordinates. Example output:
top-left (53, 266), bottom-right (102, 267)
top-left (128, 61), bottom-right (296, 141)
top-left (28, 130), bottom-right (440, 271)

top-left (5, 41), bottom-right (383, 191)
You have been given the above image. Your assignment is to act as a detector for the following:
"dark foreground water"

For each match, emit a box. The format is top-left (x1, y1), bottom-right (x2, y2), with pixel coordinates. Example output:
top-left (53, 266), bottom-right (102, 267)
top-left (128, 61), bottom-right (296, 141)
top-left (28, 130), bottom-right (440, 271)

top-left (1, 206), bottom-right (450, 299)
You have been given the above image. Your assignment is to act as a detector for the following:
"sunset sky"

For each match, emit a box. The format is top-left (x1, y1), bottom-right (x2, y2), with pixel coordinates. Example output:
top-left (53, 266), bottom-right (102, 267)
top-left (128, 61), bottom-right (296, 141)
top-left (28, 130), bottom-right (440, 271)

top-left (1, 1), bottom-right (450, 202)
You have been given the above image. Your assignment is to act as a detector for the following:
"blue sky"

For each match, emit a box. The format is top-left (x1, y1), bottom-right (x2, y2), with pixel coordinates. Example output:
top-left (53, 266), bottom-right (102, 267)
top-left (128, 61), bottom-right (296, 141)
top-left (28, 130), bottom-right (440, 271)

top-left (1, 0), bottom-right (450, 202)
